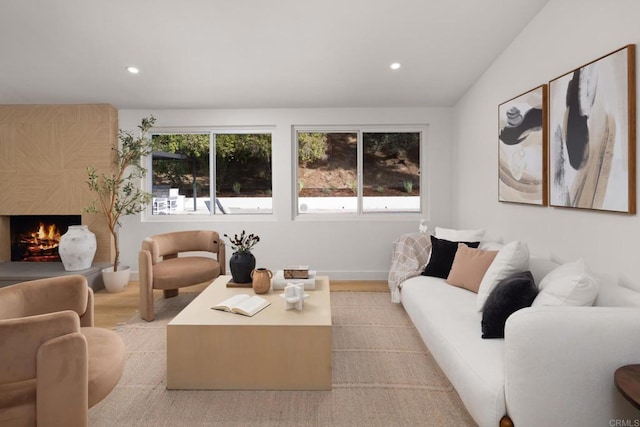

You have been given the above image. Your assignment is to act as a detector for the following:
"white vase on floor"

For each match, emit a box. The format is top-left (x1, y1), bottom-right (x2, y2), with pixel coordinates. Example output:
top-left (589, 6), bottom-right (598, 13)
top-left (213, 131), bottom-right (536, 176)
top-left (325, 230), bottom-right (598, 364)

top-left (59, 225), bottom-right (97, 271)
top-left (102, 265), bottom-right (130, 293)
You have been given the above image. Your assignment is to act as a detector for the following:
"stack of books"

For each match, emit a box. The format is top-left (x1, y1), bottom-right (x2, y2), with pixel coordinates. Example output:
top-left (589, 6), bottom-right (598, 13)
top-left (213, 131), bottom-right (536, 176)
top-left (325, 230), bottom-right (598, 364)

top-left (272, 268), bottom-right (316, 290)
top-left (283, 265), bottom-right (309, 279)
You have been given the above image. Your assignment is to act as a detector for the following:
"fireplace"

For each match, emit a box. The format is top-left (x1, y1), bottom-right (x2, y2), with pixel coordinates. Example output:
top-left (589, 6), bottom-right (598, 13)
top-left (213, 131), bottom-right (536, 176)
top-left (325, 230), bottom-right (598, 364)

top-left (10, 215), bottom-right (82, 262)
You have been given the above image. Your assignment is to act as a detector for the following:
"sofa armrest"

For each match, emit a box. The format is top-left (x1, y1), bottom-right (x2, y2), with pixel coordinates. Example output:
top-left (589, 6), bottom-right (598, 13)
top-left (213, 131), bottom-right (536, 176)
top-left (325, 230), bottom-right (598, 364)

top-left (504, 306), bottom-right (640, 427)
top-left (218, 241), bottom-right (226, 275)
top-left (80, 287), bottom-right (94, 327)
top-left (37, 332), bottom-right (89, 427)
top-left (388, 232), bottom-right (431, 303)
top-left (139, 249), bottom-right (155, 321)
top-left (0, 311), bottom-right (81, 383)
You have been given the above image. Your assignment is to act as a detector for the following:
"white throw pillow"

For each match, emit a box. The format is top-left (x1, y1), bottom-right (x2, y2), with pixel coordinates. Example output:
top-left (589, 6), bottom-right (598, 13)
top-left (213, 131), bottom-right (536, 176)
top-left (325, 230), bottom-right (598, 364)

top-left (532, 259), bottom-right (598, 307)
top-left (479, 241), bottom-right (504, 251)
top-left (435, 227), bottom-right (485, 242)
top-left (476, 240), bottom-right (530, 311)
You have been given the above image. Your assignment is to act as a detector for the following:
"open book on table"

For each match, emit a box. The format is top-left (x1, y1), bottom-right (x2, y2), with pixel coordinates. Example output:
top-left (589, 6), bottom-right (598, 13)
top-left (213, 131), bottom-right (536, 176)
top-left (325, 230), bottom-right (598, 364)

top-left (212, 294), bottom-right (271, 317)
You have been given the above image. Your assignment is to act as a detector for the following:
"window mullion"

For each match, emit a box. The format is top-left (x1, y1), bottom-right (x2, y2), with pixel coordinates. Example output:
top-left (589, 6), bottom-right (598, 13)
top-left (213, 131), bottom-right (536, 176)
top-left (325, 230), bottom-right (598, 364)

top-left (210, 132), bottom-right (216, 216)
top-left (293, 130), bottom-right (301, 218)
top-left (357, 130), bottom-right (363, 215)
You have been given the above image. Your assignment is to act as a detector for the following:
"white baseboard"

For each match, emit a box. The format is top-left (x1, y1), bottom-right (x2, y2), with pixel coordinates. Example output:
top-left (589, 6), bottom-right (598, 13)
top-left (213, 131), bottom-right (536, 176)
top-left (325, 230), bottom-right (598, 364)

top-left (300, 270), bottom-right (388, 281)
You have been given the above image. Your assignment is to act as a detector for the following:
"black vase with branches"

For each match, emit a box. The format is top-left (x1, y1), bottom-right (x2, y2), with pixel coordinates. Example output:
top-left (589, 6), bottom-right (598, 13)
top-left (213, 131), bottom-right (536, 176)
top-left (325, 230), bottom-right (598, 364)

top-left (224, 231), bottom-right (260, 283)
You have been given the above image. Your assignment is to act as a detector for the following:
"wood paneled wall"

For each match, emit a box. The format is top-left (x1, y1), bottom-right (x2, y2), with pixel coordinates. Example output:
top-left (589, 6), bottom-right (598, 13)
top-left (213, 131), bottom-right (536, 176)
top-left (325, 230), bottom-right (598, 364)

top-left (0, 104), bottom-right (117, 263)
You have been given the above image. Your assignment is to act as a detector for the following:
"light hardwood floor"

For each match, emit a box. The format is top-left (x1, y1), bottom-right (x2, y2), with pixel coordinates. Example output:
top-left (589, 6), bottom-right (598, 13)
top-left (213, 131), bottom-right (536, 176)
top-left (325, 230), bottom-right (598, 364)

top-left (93, 279), bottom-right (389, 329)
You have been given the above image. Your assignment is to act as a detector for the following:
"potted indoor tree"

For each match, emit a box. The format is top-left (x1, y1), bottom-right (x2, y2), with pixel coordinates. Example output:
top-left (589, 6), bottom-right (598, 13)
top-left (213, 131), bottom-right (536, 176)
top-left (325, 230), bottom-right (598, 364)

top-left (85, 116), bottom-right (156, 292)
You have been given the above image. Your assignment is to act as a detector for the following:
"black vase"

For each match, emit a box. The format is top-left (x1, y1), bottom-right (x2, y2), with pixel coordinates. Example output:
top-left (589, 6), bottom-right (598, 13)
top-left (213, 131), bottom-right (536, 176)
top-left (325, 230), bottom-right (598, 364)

top-left (229, 251), bottom-right (256, 283)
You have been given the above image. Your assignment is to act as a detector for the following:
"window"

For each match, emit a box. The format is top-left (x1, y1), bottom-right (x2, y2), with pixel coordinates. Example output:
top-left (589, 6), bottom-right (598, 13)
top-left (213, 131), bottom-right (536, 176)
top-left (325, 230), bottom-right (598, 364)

top-left (295, 127), bottom-right (423, 215)
top-left (362, 132), bottom-right (421, 213)
top-left (149, 130), bottom-right (272, 216)
top-left (297, 132), bottom-right (358, 213)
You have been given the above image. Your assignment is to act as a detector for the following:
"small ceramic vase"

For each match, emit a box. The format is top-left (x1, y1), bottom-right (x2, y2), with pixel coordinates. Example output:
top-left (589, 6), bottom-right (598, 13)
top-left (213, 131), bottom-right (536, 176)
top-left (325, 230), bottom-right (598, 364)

top-left (251, 268), bottom-right (273, 294)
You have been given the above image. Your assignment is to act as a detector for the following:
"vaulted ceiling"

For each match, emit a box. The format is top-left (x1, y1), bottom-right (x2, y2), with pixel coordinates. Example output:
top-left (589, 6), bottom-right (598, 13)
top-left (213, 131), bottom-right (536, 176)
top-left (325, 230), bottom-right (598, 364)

top-left (0, 0), bottom-right (549, 109)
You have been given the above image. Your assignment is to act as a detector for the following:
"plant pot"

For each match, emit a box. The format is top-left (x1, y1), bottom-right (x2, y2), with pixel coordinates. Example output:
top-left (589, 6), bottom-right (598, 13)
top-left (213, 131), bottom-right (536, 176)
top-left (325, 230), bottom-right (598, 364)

top-left (229, 252), bottom-right (256, 283)
top-left (251, 268), bottom-right (272, 294)
top-left (59, 225), bottom-right (97, 271)
top-left (102, 265), bottom-right (130, 293)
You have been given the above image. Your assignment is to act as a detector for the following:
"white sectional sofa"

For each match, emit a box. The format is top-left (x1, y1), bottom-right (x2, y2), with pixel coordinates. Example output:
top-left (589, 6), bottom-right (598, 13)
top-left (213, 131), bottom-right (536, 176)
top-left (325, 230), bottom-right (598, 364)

top-left (390, 231), bottom-right (640, 427)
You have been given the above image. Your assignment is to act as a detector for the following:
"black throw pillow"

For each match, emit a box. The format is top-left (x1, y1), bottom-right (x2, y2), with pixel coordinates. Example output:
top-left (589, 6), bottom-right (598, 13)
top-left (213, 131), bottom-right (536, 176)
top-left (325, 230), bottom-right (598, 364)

top-left (422, 235), bottom-right (480, 279)
top-left (481, 270), bottom-right (538, 339)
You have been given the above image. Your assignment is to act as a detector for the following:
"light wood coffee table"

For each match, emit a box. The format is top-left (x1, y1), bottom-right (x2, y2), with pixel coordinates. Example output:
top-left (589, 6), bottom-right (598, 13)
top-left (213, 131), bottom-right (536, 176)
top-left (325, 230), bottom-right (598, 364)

top-left (167, 275), bottom-right (332, 390)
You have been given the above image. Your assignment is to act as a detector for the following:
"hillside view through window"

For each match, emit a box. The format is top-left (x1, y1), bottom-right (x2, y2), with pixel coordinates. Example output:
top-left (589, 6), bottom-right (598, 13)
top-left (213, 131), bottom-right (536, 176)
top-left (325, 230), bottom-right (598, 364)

top-left (297, 130), bottom-right (421, 214)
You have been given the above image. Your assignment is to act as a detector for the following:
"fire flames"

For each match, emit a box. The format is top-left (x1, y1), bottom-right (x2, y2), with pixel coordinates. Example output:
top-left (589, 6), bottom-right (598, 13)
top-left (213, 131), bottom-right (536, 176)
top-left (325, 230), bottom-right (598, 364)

top-left (19, 222), bottom-right (62, 261)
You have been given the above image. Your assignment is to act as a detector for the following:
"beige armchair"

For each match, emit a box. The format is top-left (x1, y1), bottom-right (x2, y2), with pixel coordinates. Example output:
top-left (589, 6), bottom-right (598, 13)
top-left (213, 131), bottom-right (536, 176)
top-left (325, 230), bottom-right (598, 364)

top-left (0, 275), bottom-right (125, 427)
top-left (138, 230), bottom-right (226, 321)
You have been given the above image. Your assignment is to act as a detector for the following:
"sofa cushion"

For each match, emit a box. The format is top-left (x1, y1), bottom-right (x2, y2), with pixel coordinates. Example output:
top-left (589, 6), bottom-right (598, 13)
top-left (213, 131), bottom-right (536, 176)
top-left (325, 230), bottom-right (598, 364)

top-left (528, 256), bottom-right (560, 285)
top-left (422, 236), bottom-right (480, 279)
top-left (0, 378), bottom-right (36, 426)
top-left (435, 227), bottom-right (485, 242)
top-left (477, 241), bottom-right (529, 311)
top-left (595, 280), bottom-right (640, 307)
top-left (81, 327), bottom-right (126, 408)
top-left (400, 275), bottom-right (506, 427)
top-left (152, 256), bottom-right (220, 290)
top-left (81, 327), bottom-right (125, 408)
top-left (446, 244), bottom-right (498, 293)
top-left (479, 240), bottom-right (505, 251)
top-left (481, 271), bottom-right (537, 339)
top-left (532, 259), bottom-right (598, 307)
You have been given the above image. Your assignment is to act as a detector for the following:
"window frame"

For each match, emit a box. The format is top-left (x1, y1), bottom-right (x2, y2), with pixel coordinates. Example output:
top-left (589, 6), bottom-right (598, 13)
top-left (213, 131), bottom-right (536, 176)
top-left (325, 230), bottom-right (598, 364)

top-left (143, 126), bottom-right (275, 221)
top-left (292, 124), bottom-right (427, 219)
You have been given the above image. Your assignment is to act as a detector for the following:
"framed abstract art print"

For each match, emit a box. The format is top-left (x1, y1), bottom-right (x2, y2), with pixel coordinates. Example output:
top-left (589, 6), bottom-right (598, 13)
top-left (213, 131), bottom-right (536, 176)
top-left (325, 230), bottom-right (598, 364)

top-left (498, 85), bottom-right (547, 205)
top-left (548, 44), bottom-right (636, 213)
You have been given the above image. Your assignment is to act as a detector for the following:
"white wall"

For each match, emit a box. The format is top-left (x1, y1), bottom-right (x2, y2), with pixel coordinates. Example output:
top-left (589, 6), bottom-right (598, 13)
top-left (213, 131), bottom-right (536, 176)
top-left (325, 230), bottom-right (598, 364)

top-left (118, 107), bottom-right (453, 280)
top-left (452, 0), bottom-right (640, 290)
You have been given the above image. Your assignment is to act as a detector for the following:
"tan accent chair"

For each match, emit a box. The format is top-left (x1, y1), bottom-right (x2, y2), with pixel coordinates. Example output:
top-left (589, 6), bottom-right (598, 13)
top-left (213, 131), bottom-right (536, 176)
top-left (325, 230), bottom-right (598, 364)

top-left (138, 230), bottom-right (226, 321)
top-left (0, 275), bottom-right (125, 427)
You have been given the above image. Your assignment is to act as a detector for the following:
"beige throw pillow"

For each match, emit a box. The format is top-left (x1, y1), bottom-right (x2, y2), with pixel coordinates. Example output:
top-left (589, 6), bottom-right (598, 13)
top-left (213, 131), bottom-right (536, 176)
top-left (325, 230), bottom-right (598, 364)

top-left (446, 244), bottom-right (498, 293)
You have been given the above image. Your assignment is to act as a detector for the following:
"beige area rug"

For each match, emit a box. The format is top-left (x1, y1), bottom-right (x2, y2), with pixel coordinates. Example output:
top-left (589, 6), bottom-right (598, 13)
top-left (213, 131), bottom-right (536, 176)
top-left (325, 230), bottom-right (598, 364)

top-left (89, 292), bottom-right (475, 427)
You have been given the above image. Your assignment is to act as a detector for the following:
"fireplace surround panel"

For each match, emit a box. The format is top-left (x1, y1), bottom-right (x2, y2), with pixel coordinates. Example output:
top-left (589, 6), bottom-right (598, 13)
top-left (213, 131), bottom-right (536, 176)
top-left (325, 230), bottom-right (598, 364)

top-left (0, 104), bottom-right (117, 264)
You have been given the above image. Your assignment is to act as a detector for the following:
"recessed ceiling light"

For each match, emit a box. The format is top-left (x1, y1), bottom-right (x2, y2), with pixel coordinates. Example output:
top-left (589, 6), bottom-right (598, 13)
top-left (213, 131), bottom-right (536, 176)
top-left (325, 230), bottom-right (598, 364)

top-left (126, 66), bottom-right (140, 74)
top-left (390, 62), bottom-right (401, 70)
